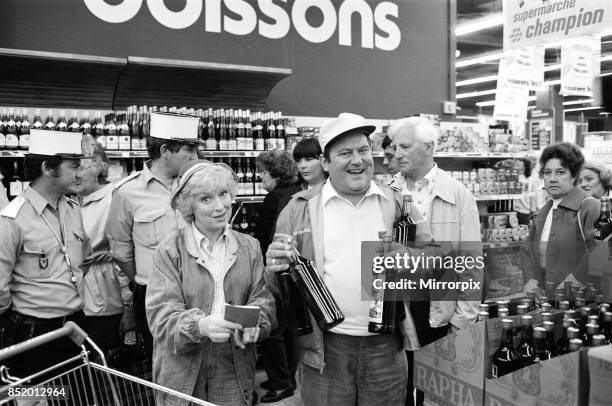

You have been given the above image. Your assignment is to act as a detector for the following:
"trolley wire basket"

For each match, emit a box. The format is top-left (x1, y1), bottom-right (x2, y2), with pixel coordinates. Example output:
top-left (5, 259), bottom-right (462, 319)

top-left (0, 321), bottom-right (216, 406)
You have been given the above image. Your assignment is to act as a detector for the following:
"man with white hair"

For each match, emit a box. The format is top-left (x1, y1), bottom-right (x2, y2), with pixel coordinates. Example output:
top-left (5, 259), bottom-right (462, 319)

top-left (388, 117), bottom-right (481, 406)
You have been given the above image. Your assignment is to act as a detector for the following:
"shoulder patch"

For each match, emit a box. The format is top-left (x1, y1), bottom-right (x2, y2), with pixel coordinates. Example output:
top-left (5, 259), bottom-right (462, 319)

top-left (0, 197), bottom-right (26, 219)
top-left (114, 172), bottom-right (140, 189)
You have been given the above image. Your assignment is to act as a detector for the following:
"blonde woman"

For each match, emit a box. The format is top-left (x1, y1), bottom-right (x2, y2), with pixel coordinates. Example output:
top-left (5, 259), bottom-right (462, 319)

top-left (146, 161), bottom-right (275, 406)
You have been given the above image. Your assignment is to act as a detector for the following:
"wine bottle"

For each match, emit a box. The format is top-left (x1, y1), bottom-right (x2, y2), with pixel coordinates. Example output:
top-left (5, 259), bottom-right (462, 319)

top-left (516, 315), bottom-right (534, 367)
top-left (532, 326), bottom-right (552, 363)
top-left (491, 319), bottom-right (521, 378)
top-left (394, 195), bottom-right (417, 248)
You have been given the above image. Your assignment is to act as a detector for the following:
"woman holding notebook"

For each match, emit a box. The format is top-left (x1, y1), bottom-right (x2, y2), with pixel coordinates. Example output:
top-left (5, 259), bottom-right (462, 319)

top-left (145, 160), bottom-right (275, 406)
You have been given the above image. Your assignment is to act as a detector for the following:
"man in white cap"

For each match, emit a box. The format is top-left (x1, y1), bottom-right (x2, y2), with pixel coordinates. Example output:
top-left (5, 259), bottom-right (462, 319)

top-left (106, 112), bottom-right (199, 357)
top-left (266, 113), bottom-right (444, 406)
top-left (0, 129), bottom-right (89, 378)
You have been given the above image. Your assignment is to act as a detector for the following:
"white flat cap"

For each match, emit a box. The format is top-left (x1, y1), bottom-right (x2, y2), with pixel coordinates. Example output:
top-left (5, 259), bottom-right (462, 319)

top-left (28, 130), bottom-right (84, 157)
top-left (318, 113), bottom-right (376, 152)
top-left (150, 112), bottom-right (200, 144)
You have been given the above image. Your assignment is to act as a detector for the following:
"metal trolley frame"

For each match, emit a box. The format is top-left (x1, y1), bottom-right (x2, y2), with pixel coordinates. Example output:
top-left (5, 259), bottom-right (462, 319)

top-left (0, 321), bottom-right (215, 405)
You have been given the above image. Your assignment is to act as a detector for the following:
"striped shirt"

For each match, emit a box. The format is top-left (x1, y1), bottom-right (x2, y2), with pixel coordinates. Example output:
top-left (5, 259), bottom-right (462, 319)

top-left (191, 223), bottom-right (230, 316)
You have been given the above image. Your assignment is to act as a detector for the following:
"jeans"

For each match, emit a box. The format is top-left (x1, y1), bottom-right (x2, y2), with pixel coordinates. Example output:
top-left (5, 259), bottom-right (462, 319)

top-left (82, 313), bottom-right (122, 357)
top-left (191, 341), bottom-right (252, 406)
top-left (301, 332), bottom-right (408, 406)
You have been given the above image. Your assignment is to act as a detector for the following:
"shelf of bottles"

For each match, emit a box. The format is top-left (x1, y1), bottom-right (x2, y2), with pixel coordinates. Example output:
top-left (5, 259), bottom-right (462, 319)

top-left (0, 105), bottom-right (295, 205)
top-left (0, 105), bottom-right (296, 153)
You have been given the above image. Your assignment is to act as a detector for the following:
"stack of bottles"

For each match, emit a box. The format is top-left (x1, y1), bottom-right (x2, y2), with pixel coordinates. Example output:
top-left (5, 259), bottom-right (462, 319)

top-left (488, 282), bottom-right (611, 378)
top-left (0, 106), bottom-right (291, 152)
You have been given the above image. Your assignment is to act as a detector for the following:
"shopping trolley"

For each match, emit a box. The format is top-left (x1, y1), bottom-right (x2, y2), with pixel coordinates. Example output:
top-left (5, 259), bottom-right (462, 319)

top-left (0, 321), bottom-right (215, 405)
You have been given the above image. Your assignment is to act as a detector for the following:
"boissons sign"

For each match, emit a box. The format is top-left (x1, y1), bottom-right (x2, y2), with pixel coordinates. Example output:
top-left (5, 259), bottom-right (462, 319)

top-left (84, 0), bottom-right (401, 51)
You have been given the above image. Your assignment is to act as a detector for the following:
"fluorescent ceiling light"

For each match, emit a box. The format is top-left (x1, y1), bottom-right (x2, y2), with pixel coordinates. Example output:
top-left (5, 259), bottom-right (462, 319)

top-left (601, 54), bottom-right (612, 62)
top-left (456, 115), bottom-right (480, 120)
top-left (564, 106), bottom-right (603, 112)
top-left (456, 14), bottom-right (504, 36)
top-left (456, 52), bottom-right (505, 68)
top-left (456, 75), bottom-right (498, 87)
top-left (563, 99), bottom-right (594, 106)
top-left (457, 89), bottom-right (498, 99)
top-left (543, 64), bottom-right (561, 72)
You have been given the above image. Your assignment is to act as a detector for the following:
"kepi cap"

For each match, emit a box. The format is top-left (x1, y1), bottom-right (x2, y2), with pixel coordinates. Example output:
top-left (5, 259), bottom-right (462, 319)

top-left (150, 112), bottom-right (200, 145)
top-left (318, 113), bottom-right (376, 152)
top-left (28, 129), bottom-right (85, 157)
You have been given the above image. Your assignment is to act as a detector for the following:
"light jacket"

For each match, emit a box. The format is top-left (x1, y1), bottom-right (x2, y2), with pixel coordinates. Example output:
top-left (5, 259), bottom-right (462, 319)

top-left (146, 227), bottom-right (275, 406)
top-left (273, 181), bottom-right (450, 372)
top-left (389, 168), bottom-right (482, 330)
top-left (522, 186), bottom-right (600, 287)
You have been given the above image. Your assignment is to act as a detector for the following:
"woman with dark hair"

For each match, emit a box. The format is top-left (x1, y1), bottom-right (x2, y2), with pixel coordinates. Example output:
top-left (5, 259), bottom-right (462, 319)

top-left (292, 137), bottom-right (327, 189)
top-left (254, 150), bottom-right (301, 403)
top-left (579, 160), bottom-right (612, 200)
top-left (522, 143), bottom-right (600, 296)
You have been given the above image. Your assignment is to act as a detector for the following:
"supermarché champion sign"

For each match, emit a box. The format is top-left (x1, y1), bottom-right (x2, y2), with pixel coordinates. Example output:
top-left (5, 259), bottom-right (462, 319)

top-left (503, 0), bottom-right (612, 51)
top-left (83, 0), bottom-right (402, 51)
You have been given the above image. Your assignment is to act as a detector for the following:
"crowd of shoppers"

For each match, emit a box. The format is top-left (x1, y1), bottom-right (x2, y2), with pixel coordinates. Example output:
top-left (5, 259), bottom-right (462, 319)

top-left (0, 111), bottom-right (609, 406)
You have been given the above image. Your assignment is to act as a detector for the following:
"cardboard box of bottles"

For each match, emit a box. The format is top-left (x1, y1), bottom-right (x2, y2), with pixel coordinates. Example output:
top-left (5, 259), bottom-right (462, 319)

top-left (484, 349), bottom-right (589, 406)
top-left (484, 311), bottom-right (588, 406)
top-left (587, 241), bottom-right (612, 301)
top-left (414, 311), bottom-right (547, 406)
top-left (588, 345), bottom-right (612, 406)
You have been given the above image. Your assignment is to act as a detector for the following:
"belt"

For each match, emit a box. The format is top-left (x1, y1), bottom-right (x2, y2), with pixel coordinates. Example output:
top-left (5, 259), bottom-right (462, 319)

top-left (16, 310), bottom-right (85, 327)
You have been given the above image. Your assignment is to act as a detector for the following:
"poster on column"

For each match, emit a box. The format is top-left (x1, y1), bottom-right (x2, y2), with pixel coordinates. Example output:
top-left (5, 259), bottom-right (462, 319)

top-left (493, 63), bottom-right (530, 122)
top-left (561, 36), bottom-right (601, 96)
top-left (503, 0), bottom-right (612, 51)
top-left (502, 46), bottom-right (545, 89)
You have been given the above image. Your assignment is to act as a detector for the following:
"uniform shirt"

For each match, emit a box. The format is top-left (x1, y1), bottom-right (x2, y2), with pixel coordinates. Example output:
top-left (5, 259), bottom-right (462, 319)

top-left (81, 183), bottom-right (129, 316)
top-left (321, 180), bottom-right (386, 336)
top-left (0, 187), bottom-right (87, 318)
top-left (192, 223), bottom-right (230, 316)
top-left (106, 161), bottom-right (182, 286)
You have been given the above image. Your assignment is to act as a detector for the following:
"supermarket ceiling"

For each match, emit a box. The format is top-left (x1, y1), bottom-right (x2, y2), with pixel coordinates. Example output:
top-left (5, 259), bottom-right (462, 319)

top-left (456, 0), bottom-right (612, 120)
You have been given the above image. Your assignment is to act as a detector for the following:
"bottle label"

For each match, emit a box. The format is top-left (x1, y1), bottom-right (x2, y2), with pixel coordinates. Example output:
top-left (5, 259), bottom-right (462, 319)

top-left (131, 138), bottom-right (140, 150)
top-left (0, 134), bottom-right (5, 148)
top-left (237, 138), bottom-right (246, 151)
top-left (106, 136), bottom-right (119, 150)
top-left (119, 136), bottom-right (131, 150)
top-left (5, 134), bottom-right (19, 149)
top-left (368, 301), bottom-right (383, 324)
top-left (245, 138), bottom-right (254, 151)
top-left (219, 140), bottom-right (228, 151)
top-left (266, 139), bottom-right (276, 151)
top-left (277, 139), bottom-right (286, 151)
top-left (255, 139), bottom-right (265, 151)
top-left (205, 139), bottom-right (217, 151)
top-left (227, 140), bottom-right (237, 151)
top-left (491, 365), bottom-right (498, 379)
top-left (18, 134), bottom-right (30, 148)
top-left (9, 181), bottom-right (22, 197)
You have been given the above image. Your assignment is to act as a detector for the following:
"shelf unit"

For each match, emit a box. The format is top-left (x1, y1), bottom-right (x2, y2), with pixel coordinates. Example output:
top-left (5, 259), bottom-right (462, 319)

top-left (371, 151), bottom-right (531, 159)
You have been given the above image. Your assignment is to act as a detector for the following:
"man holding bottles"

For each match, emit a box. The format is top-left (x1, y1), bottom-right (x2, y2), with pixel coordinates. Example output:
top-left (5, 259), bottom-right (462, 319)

top-left (265, 113), bottom-right (444, 406)
top-left (387, 117), bottom-right (482, 406)
top-left (106, 113), bottom-right (199, 357)
top-left (0, 129), bottom-right (88, 378)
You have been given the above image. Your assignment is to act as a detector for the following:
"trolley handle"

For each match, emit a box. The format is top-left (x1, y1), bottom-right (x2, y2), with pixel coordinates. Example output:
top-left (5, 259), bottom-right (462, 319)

top-left (0, 321), bottom-right (88, 362)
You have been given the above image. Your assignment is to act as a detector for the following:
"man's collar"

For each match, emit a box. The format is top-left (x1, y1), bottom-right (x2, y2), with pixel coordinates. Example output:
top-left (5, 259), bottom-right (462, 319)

top-left (81, 183), bottom-right (113, 205)
top-left (391, 165), bottom-right (456, 205)
top-left (25, 186), bottom-right (65, 215)
top-left (321, 179), bottom-right (388, 207)
top-left (141, 160), bottom-right (176, 189)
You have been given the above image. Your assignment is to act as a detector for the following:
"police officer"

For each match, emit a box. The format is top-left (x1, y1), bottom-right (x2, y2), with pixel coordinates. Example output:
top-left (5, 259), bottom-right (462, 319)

top-left (0, 129), bottom-right (88, 378)
top-left (106, 113), bottom-right (199, 357)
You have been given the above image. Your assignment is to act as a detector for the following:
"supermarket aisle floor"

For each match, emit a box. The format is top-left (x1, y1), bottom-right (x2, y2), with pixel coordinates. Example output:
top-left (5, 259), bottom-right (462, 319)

top-left (253, 368), bottom-right (302, 406)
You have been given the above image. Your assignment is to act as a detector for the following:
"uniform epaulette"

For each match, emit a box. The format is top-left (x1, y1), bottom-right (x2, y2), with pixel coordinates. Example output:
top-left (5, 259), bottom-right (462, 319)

top-left (114, 172), bottom-right (140, 190)
top-left (0, 197), bottom-right (26, 219)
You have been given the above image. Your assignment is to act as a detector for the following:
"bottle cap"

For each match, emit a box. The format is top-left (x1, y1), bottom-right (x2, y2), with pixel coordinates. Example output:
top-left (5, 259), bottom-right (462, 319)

top-left (517, 304), bottom-right (528, 314)
top-left (568, 338), bottom-right (583, 352)
top-left (592, 334), bottom-right (607, 346)
top-left (587, 323), bottom-right (600, 335)
top-left (541, 303), bottom-right (552, 312)
top-left (478, 311), bottom-right (489, 321)
top-left (533, 326), bottom-right (547, 339)
top-left (564, 309), bottom-right (577, 320)
top-left (559, 301), bottom-right (570, 310)
top-left (498, 308), bottom-right (509, 317)
top-left (520, 315), bottom-right (533, 325)
top-left (501, 319), bottom-right (513, 329)
top-left (543, 321), bottom-right (555, 332)
top-left (567, 327), bottom-right (581, 339)
top-left (541, 312), bottom-right (553, 322)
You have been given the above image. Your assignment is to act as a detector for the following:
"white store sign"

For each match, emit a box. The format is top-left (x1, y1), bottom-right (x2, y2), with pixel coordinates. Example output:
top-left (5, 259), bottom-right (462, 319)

top-left (561, 36), bottom-right (601, 96)
top-left (503, 0), bottom-right (612, 51)
top-left (502, 46), bottom-right (545, 89)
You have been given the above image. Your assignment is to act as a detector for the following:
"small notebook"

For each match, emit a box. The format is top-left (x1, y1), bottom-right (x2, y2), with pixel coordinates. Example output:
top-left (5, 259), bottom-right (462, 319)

top-left (224, 303), bottom-right (260, 328)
